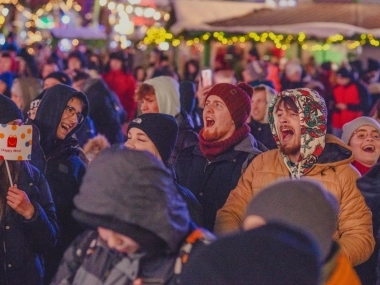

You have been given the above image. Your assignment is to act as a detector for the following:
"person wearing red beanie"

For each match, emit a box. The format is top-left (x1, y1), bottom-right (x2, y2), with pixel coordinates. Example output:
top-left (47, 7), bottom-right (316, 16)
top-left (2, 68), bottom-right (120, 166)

top-left (175, 82), bottom-right (267, 232)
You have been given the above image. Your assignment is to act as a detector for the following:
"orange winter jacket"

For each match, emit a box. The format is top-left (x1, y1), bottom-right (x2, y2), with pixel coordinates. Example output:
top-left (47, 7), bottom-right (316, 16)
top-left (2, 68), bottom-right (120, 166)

top-left (215, 135), bottom-right (374, 266)
top-left (324, 244), bottom-right (361, 285)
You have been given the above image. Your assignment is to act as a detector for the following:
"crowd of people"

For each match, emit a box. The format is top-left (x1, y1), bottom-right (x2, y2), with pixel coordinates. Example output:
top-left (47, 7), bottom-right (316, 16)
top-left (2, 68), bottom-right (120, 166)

top-left (1, 34), bottom-right (380, 284)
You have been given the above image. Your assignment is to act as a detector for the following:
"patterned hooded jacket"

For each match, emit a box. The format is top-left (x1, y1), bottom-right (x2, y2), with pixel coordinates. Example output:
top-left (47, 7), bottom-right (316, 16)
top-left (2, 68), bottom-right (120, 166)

top-left (268, 88), bottom-right (327, 178)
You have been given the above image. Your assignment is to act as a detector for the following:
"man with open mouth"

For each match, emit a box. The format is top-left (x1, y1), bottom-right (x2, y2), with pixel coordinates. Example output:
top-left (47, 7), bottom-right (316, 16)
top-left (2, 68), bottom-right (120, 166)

top-left (216, 88), bottom-right (374, 268)
top-left (175, 82), bottom-right (267, 232)
top-left (28, 83), bottom-right (89, 284)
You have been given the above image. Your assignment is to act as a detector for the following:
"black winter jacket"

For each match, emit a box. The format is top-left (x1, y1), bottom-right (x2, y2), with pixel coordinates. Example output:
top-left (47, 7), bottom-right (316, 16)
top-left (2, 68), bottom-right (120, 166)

top-left (171, 111), bottom-right (199, 165)
top-left (0, 162), bottom-right (59, 285)
top-left (355, 162), bottom-right (380, 285)
top-left (82, 78), bottom-right (126, 144)
top-left (175, 134), bottom-right (266, 231)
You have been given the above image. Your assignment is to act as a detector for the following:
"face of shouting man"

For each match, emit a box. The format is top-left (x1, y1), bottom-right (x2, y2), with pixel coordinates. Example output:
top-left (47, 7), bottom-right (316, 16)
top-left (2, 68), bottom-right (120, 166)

top-left (275, 98), bottom-right (301, 163)
top-left (203, 95), bottom-right (235, 142)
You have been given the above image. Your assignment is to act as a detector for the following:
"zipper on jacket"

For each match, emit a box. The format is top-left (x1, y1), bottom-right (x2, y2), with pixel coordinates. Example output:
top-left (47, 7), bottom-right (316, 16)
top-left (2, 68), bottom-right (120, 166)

top-left (203, 160), bottom-right (211, 172)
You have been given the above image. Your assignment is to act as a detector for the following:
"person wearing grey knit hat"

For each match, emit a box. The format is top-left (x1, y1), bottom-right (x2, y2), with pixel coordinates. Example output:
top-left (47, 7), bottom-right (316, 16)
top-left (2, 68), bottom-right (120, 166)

top-left (243, 179), bottom-right (361, 284)
top-left (341, 116), bottom-right (380, 175)
top-left (244, 179), bottom-right (338, 261)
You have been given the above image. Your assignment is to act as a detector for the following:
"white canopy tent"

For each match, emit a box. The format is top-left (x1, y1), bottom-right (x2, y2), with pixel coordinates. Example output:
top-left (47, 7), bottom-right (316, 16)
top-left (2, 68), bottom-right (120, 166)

top-left (170, 0), bottom-right (274, 35)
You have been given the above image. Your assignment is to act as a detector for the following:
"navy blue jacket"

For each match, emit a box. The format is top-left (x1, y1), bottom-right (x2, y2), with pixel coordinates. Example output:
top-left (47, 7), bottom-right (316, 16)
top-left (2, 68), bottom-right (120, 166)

top-left (0, 162), bottom-right (58, 285)
top-left (175, 134), bottom-right (266, 231)
top-left (28, 84), bottom-right (88, 284)
top-left (355, 162), bottom-right (380, 285)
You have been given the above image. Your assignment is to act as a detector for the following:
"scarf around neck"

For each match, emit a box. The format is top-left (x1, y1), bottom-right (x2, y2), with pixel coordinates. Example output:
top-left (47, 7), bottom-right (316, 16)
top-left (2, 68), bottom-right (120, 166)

top-left (199, 124), bottom-right (250, 161)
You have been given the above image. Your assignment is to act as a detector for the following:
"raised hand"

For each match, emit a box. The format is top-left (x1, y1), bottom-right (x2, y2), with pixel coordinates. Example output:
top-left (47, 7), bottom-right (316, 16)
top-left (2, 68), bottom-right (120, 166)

top-left (7, 184), bottom-right (35, 220)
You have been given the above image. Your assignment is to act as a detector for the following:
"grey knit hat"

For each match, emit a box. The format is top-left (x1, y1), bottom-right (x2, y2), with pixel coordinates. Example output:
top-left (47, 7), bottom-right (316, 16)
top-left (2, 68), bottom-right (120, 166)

top-left (341, 116), bottom-right (380, 145)
top-left (244, 179), bottom-right (339, 260)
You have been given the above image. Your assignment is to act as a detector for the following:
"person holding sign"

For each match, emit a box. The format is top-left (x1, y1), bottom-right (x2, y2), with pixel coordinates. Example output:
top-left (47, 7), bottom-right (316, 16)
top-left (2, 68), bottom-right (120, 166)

top-left (28, 84), bottom-right (89, 284)
top-left (0, 95), bottom-right (59, 285)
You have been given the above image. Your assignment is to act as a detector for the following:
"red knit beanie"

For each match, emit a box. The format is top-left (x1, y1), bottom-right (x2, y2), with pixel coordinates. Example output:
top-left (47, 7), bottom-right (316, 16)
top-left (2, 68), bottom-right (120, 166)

top-left (205, 82), bottom-right (253, 128)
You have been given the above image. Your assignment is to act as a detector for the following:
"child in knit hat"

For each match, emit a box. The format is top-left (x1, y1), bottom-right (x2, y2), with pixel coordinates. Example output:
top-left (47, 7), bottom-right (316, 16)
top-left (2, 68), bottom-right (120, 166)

top-left (243, 179), bottom-right (361, 285)
top-left (341, 116), bottom-right (380, 175)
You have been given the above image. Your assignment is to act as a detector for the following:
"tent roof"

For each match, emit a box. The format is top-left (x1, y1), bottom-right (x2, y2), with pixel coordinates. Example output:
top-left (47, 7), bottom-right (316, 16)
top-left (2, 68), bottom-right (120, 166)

top-left (207, 2), bottom-right (380, 38)
top-left (170, 0), bottom-right (273, 35)
top-left (50, 27), bottom-right (107, 40)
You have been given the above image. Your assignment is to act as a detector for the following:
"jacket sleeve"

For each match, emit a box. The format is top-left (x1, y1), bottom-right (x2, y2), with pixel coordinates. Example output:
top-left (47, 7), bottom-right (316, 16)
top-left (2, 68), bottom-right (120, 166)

top-left (336, 165), bottom-right (375, 266)
top-left (214, 155), bottom-right (259, 235)
top-left (22, 167), bottom-right (59, 253)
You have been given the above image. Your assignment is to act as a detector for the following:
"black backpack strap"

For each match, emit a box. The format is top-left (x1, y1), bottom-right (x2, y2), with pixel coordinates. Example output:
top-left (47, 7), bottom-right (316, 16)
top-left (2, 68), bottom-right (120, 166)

top-left (174, 228), bottom-right (214, 276)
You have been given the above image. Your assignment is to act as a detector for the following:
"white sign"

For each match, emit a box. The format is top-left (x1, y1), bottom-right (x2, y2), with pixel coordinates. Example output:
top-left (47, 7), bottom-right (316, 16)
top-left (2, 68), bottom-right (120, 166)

top-left (0, 124), bottom-right (33, 161)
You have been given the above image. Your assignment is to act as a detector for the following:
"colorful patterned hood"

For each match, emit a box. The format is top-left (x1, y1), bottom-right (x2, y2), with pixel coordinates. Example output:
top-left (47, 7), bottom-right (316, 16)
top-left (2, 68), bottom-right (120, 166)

top-left (268, 88), bottom-right (327, 178)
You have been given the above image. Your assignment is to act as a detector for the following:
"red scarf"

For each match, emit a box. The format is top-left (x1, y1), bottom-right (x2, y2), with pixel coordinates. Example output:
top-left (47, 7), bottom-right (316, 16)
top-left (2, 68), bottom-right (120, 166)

top-left (352, 160), bottom-right (371, 175)
top-left (199, 124), bottom-right (250, 161)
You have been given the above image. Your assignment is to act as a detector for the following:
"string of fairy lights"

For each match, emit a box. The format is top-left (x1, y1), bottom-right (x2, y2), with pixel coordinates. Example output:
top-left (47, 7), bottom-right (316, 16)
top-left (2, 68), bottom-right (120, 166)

top-left (141, 28), bottom-right (380, 51)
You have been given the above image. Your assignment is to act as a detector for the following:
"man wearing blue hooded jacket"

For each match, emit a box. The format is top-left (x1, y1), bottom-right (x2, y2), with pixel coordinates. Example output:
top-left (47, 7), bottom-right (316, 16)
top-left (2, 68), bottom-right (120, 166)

top-left (28, 83), bottom-right (89, 284)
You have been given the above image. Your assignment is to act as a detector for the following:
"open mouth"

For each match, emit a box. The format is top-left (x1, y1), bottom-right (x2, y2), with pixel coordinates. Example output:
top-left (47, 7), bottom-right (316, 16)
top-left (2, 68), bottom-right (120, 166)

top-left (281, 128), bottom-right (294, 141)
top-left (206, 118), bottom-right (215, 127)
top-left (362, 145), bottom-right (375, 153)
top-left (61, 123), bottom-right (71, 132)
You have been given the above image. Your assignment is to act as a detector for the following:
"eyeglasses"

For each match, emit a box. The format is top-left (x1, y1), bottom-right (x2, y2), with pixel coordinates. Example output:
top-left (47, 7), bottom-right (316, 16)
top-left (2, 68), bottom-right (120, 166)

top-left (353, 130), bottom-right (380, 140)
top-left (27, 110), bottom-right (36, 118)
top-left (64, 105), bottom-right (84, 124)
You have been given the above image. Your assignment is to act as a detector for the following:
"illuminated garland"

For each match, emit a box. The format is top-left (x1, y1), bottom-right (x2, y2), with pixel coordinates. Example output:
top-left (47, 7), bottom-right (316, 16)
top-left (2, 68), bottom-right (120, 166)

top-left (0, 0), bottom-right (82, 44)
top-left (142, 28), bottom-right (380, 51)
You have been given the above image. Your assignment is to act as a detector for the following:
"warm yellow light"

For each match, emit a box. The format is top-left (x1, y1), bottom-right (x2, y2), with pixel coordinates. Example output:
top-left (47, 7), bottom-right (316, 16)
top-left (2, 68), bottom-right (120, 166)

top-left (108, 1), bottom-right (115, 10)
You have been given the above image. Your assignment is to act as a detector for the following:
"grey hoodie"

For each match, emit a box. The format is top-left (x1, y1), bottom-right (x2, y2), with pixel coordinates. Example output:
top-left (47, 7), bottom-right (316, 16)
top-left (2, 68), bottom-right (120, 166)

top-left (144, 76), bottom-right (180, 117)
top-left (73, 145), bottom-right (190, 254)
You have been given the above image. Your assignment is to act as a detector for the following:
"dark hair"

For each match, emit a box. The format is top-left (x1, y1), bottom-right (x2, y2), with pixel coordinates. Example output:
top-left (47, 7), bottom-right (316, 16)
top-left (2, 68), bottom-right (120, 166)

top-left (253, 85), bottom-right (267, 93)
top-left (104, 51), bottom-right (129, 73)
top-left (248, 47), bottom-right (260, 59)
top-left (276, 96), bottom-right (299, 114)
top-left (72, 70), bottom-right (90, 82)
top-left (159, 54), bottom-right (169, 63)
top-left (184, 59), bottom-right (200, 82)
top-left (133, 65), bottom-right (146, 82)
top-left (68, 50), bottom-right (87, 68)
top-left (1, 51), bottom-right (11, 58)
top-left (136, 83), bottom-right (155, 101)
